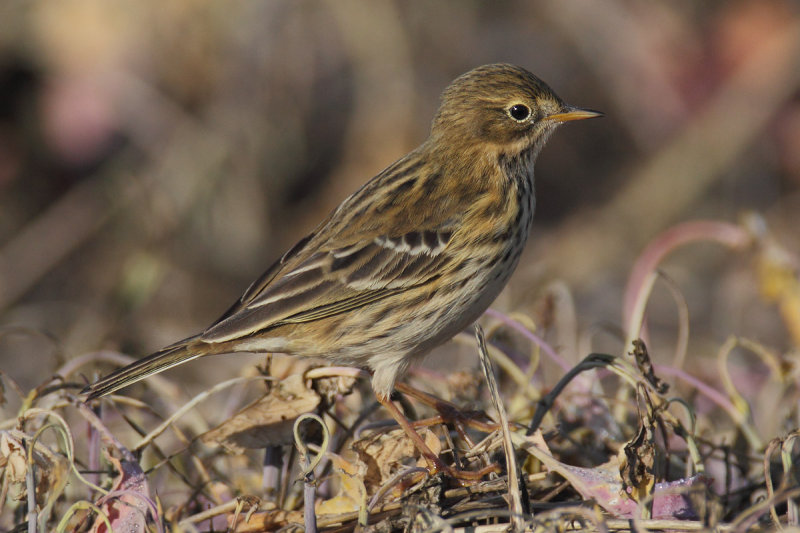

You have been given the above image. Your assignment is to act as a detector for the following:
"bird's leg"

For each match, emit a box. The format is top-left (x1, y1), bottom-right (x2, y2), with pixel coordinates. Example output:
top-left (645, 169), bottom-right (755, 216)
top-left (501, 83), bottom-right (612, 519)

top-left (393, 382), bottom-right (501, 476)
top-left (376, 393), bottom-right (498, 482)
top-left (395, 382), bottom-right (499, 434)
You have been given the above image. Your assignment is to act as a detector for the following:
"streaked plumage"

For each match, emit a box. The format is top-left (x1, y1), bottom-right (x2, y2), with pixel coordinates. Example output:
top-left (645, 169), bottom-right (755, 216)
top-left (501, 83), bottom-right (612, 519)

top-left (83, 64), bottom-right (599, 403)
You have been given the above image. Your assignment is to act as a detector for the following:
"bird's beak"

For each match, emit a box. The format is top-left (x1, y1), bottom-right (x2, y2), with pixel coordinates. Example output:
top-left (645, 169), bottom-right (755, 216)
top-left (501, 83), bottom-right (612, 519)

top-left (545, 106), bottom-right (603, 123)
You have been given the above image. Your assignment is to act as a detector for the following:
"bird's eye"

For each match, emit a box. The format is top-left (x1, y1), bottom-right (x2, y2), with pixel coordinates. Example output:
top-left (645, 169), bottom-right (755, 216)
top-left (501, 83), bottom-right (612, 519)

top-left (508, 104), bottom-right (531, 121)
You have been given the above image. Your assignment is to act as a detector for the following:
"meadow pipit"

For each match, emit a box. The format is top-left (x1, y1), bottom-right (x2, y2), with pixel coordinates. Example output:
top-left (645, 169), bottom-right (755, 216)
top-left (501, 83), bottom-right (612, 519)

top-left (84, 64), bottom-right (600, 477)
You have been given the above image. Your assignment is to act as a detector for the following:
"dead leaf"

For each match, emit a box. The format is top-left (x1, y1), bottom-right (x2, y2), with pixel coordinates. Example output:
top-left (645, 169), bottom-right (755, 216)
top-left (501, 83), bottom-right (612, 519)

top-left (316, 452), bottom-right (366, 516)
top-left (0, 430), bottom-right (69, 515)
top-left (353, 427), bottom-right (439, 491)
top-left (201, 374), bottom-right (321, 453)
top-left (620, 411), bottom-right (656, 502)
top-left (518, 430), bottom-right (705, 520)
top-left (312, 373), bottom-right (358, 406)
top-left (630, 339), bottom-right (668, 394)
top-left (0, 431), bottom-right (28, 485)
top-left (91, 454), bottom-right (151, 533)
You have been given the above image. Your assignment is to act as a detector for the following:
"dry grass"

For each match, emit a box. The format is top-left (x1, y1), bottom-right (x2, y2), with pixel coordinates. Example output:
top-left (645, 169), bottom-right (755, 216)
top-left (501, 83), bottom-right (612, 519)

top-left (2, 213), bottom-right (799, 531)
top-left (1, 1), bottom-right (799, 531)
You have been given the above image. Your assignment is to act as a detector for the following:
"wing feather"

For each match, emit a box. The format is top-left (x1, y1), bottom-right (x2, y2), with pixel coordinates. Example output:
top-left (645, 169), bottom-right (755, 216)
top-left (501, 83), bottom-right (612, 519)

top-left (200, 152), bottom-right (469, 345)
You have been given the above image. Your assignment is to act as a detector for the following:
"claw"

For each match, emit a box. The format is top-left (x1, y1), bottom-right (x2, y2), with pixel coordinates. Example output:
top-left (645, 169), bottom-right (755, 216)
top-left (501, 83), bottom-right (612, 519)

top-left (376, 386), bottom-right (499, 484)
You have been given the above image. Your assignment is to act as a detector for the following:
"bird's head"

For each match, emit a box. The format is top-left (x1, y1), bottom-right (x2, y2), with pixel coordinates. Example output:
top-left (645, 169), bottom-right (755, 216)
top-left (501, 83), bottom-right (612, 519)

top-left (431, 64), bottom-right (601, 158)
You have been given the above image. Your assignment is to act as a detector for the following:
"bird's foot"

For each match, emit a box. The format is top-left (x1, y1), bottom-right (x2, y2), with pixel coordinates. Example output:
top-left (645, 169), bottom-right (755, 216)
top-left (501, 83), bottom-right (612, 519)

top-left (377, 390), bottom-right (499, 485)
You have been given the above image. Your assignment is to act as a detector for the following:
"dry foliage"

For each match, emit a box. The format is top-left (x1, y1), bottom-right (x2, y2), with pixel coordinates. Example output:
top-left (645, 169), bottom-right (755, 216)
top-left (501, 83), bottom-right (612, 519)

top-left (1, 1), bottom-right (800, 531)
top-left (1, 216), bottom-right (799, 531)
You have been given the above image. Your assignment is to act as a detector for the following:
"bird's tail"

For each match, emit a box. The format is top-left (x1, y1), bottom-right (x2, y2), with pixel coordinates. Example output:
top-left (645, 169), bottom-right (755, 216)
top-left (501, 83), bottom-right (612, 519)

top-left (82, 336), bottom-right (203, 400)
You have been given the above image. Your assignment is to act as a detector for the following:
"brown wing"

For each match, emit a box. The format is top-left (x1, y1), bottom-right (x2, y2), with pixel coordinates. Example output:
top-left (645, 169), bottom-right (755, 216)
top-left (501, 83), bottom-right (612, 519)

top-left (200, 153), bottom-right (467, 344)
top-left (200, 228), bottom-right (455, 343)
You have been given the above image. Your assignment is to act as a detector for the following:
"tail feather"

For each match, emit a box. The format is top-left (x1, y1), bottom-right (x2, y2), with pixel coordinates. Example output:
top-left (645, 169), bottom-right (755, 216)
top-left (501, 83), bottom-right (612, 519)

top-left (82, 336), bottom-right (202, 400)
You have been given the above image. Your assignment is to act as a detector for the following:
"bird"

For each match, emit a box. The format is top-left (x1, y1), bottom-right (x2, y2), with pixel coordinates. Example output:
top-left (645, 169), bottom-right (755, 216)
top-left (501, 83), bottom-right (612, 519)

top-left (83, 63), bottom-right (600, 476)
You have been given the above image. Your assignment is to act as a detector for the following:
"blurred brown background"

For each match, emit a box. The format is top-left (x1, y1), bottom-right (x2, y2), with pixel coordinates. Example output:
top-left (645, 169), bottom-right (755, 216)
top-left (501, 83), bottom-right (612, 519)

top-left (1, 0), bottom-right (799, 394)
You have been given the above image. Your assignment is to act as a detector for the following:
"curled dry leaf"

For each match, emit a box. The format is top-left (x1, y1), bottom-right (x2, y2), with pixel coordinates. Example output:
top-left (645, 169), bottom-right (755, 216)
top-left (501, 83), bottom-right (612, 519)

top-left (0, 430), bottom-right (68, 511)
top-left (0, 431), bottom-right (28, 486)
top-left (519, 430), bottom-right (706, 520)
top-left (620, 384), bottom-right (658, 503)
top-left (620, 421), bottom-right (656, 504)
top-left (353, 427), bottom-right (440, 491)
top-left (311, 373), bottom-right (359, 406)
top-left (315, 452), bottom-right (366, 516)
top-left (91, 454), bottom-right (151, 533)
top-left (201, 373), bottom-right (321, 453)
top-left (630, 340), bottom-right (668, 394)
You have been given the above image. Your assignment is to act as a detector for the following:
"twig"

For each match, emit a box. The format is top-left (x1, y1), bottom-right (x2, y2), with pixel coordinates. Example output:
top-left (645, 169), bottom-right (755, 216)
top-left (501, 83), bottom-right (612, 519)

top-left (475, 325), bottom-right (525, 531)
top-left (527, 353), bottom-right (616, 435)
top-left (293, 413), bottom-right (331, 533)
top-left (25, 438), bottom-right (37, 533)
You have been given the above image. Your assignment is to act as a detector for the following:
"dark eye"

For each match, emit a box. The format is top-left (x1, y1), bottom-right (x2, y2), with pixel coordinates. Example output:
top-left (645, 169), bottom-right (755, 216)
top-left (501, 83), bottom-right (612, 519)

top-left (508, 104), bottom-right (530, 121)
